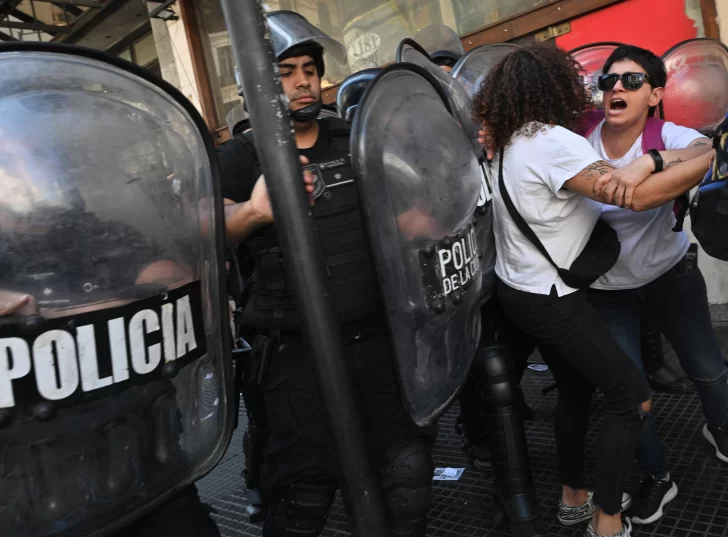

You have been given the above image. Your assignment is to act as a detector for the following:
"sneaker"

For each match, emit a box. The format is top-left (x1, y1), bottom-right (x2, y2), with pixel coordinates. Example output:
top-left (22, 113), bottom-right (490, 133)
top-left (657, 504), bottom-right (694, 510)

top-left (703, 423), bottom-right (728, 463)
top-left (585, 518), bottom-right (632, 537)
top-left (628, 474), bottom-right (678, 524)
top-left (558, 492), bottom-right (632, 526)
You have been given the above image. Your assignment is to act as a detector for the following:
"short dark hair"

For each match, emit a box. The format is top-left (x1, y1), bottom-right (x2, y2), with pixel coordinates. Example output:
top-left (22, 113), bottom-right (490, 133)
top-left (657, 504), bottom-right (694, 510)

top-left (278, 42), bottom-right (325, 77)
top-left (472, 43), bottom-right (592, 152)
top-left (603, 45), bottom-right (667, 88)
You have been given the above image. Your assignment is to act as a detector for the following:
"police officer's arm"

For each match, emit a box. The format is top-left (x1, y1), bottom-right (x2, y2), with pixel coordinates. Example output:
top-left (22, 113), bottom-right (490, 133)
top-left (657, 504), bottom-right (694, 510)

top-left (223, 158), bottom-right (315, 248)
top-left (216, 138), bottom-right (314, 247)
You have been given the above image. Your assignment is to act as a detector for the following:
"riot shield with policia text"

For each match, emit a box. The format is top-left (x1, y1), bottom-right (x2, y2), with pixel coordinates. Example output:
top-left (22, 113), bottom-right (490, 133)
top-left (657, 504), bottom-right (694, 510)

top-left (351, 63), bottom-right (484, 427)
top-left (217, 3), bottom-right (392, 536)
top-left (390, 40), bottom-right (544, 536)
top-left (396, 38), bottom-right (499, 305)
top-left (0, 42), bottom-right (234, 537)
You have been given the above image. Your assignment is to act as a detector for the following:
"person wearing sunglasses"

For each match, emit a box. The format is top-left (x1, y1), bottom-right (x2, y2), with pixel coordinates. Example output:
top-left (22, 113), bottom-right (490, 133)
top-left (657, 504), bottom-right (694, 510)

top-left (581, 44), bottom-right (728, 527)
top-left (474, 43), bottom-right (714, 537)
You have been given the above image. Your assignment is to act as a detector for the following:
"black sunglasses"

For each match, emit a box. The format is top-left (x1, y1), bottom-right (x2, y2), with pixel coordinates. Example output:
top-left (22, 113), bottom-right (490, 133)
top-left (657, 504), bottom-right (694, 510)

top-left (597, 72), bottom-right (651, 91)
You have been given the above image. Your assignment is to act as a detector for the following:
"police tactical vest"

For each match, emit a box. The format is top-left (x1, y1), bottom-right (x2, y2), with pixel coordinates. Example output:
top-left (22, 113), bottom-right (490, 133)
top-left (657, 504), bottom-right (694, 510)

top-left (240, 118), bottom-right (379, 328)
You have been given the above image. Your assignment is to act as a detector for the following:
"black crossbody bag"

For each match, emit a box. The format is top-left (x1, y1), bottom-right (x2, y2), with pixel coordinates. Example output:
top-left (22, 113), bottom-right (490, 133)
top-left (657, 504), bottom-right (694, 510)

top-left (497, 149), bottom-right (621, 290)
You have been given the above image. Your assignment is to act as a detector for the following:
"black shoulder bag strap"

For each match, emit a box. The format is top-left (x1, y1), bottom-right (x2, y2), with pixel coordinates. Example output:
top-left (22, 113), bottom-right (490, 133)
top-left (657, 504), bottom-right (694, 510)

top-left (497, 148), bottom-right (562, 272)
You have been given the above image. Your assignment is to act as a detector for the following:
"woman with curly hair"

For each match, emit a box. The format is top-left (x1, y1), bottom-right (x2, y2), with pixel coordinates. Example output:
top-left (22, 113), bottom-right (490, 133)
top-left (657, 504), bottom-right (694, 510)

top-left (473, 43), bottom-right (714, 537)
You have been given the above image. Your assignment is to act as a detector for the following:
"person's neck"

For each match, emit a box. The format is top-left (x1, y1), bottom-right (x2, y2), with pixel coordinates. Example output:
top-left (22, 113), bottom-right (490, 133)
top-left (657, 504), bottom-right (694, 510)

top-left (294, 119), bottom-right (319, 149)
top-left (600, 113), bottom-right (649, 160)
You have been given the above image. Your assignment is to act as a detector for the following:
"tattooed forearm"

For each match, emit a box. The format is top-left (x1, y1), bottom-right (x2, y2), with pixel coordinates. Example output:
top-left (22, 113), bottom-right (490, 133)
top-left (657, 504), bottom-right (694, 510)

top-left (693, 141), bottom-right (709, 147)
top-left (666, 158), bottom-right (684, 169)
top-left (583, 160), bottom-right (615, 182)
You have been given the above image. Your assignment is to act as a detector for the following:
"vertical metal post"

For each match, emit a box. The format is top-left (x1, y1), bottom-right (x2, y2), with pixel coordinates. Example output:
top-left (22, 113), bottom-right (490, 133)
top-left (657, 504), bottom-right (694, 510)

top-left (218, 2), bottom-right (391, 536)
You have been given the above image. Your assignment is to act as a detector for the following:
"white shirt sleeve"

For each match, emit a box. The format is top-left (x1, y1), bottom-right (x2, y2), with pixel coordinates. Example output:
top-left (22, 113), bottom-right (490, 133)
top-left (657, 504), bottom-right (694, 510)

top-left (539, 126), bottom-right (604, 196)
top-left (661, 121), bottom-right (707, 150)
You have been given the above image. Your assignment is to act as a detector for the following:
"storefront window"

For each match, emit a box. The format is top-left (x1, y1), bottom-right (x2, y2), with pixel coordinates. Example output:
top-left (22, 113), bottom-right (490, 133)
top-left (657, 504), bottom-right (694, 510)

top-left (196, 0), bottom-right (548, 128)
top-left (134, 33), bottom-right (159, 68)
top-left (194, 0), bottom-right (244, 128)
top-left (451, 1), bottom-right (549, 35)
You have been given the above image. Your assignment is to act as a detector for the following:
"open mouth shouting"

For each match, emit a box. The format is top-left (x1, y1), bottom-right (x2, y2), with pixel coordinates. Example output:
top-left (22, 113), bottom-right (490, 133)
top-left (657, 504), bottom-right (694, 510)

top-left (608, 97), bottom-right (628, 115)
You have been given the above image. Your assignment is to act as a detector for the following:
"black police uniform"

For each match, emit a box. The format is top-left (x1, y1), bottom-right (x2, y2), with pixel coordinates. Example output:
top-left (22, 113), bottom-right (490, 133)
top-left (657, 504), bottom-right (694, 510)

top-left (0, 213), bottom-right (220, 537)
top-left (217, 117), bottom-right (437, 537)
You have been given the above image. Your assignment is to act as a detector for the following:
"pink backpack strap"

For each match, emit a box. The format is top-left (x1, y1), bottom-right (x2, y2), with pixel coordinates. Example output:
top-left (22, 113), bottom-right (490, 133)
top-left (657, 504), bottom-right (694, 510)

top-left (578, 110), bottom-right (605, 137)
top-left (642, 117), bottom-right (666, 152)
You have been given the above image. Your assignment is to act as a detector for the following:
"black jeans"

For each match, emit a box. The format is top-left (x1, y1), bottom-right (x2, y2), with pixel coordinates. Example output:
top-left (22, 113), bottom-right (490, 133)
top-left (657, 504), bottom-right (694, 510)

top-left (114, 485), bottom-right (220, 537)
top-left (588, 260), bottom-right (728, 478)
top-left (497, 280), bottom-right (650, 515)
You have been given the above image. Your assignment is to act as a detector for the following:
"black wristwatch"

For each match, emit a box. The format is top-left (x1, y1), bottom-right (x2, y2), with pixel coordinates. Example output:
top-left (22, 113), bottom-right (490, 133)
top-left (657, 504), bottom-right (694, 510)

top-left (648, 149), bottom-right (664, 173)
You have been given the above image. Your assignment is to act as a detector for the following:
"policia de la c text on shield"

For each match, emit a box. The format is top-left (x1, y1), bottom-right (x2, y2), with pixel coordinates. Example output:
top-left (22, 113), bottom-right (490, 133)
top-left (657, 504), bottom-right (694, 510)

top-left (0, 43), bottom-right (233, 537)
top-left (365, 35), bottom-right (542, 536)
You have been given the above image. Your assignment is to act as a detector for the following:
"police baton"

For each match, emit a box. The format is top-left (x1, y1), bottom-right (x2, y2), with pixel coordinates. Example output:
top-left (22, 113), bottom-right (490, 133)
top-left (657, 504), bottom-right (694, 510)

top-left (218, 2), bottom-right (391, 535)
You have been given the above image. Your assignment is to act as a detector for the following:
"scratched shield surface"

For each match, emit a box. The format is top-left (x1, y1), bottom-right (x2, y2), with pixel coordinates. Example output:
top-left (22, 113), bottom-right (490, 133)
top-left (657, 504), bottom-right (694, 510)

top-left (0, 44), bottom-right (233, 537)
top-left (350, 64), bottom-right (484, 427)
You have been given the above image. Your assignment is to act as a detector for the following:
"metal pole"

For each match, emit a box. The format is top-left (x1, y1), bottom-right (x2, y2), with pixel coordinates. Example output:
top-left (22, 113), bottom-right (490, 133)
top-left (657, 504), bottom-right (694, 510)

top-left (218, 2), bottom-right (391, 536)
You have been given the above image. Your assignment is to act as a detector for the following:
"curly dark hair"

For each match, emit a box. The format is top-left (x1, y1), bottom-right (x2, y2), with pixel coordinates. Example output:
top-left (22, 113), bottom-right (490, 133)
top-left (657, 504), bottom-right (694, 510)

top-left (472, 43), bottom-right (592, 152)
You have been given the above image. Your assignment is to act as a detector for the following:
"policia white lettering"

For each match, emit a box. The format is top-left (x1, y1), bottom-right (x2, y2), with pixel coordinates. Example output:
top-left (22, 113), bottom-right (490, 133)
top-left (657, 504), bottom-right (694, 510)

top-left (437, 225), bottom-right (480, 296)
top-left (0, 281), bottom-right (206, 409)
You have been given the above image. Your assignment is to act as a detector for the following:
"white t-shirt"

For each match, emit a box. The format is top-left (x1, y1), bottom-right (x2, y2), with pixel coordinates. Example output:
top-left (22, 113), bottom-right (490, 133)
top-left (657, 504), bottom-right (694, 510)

top-left (493, 124), bottom-right (603, 297)
top-left (587, 119), bottom-right (704, 289)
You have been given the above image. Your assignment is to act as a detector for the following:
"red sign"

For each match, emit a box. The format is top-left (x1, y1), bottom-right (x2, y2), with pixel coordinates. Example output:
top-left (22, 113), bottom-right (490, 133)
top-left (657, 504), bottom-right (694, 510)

top-left (555, 0), bottom-right (699, 56)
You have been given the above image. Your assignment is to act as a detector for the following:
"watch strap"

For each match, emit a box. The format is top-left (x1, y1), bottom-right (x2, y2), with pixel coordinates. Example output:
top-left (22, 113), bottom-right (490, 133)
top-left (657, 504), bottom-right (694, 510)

top-left (648, 148), bottom-right (664, 173)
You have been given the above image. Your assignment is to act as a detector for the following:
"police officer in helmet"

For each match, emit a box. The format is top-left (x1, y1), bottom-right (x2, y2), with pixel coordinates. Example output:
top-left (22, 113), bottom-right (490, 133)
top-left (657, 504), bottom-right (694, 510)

top-left (219, 11), bottom-right (436, 537)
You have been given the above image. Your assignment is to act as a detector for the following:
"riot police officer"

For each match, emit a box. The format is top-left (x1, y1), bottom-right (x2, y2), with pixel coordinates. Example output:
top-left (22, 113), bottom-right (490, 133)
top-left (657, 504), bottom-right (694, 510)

top-left (0, 42), bottom-right (233, 537)
top-left (219, 11), bottom-right (436, 537)
top-left (412, 24), bottom-right (464, 73)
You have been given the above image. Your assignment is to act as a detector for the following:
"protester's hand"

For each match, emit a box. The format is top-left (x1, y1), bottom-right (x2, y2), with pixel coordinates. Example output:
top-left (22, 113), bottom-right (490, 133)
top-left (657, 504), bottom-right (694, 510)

top-left (0, 292), bottom-right (36, 317)
top-left (477, 125), bottom-right (495, 161)
top-left (593, 154), bottom-right (654, 208)
top-left (249, 156), bottom-right (316, 224)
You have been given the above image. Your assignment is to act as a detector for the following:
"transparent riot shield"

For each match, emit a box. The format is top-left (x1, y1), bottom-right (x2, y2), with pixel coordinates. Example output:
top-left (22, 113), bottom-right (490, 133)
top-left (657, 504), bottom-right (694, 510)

top-left (569, 42), bottom-right (624, 109)
top-left (0, 43), bottom-right (233, 537)
top-left (351, 64), bottom-right (483, 427)
top-left (336, 68), bottom-right (382, 120)
top-left (395, 38), bottom-right (496, 304)
top-left (451, 43), bottom-right (521, 99)
top-left (396, 38), bottom-right (481, 154)
top-left (662, 38), bottom-right (728, 134)
top-left (412, 23), bottom-right (464, 66)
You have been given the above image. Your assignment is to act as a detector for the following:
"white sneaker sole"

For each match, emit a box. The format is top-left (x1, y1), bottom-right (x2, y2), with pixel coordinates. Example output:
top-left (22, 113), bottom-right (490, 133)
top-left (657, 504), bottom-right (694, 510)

top-left (629, 481), bottom-right (678, 525)
top-left (703, 424), bottom-right (728, 463)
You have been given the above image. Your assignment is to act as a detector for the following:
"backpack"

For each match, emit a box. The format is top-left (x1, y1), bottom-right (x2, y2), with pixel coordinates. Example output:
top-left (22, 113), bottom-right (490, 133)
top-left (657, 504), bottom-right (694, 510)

top-left (579, 111), bottom-right (690, 231)
top-left (690, 113), bottom-right (728, 261)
